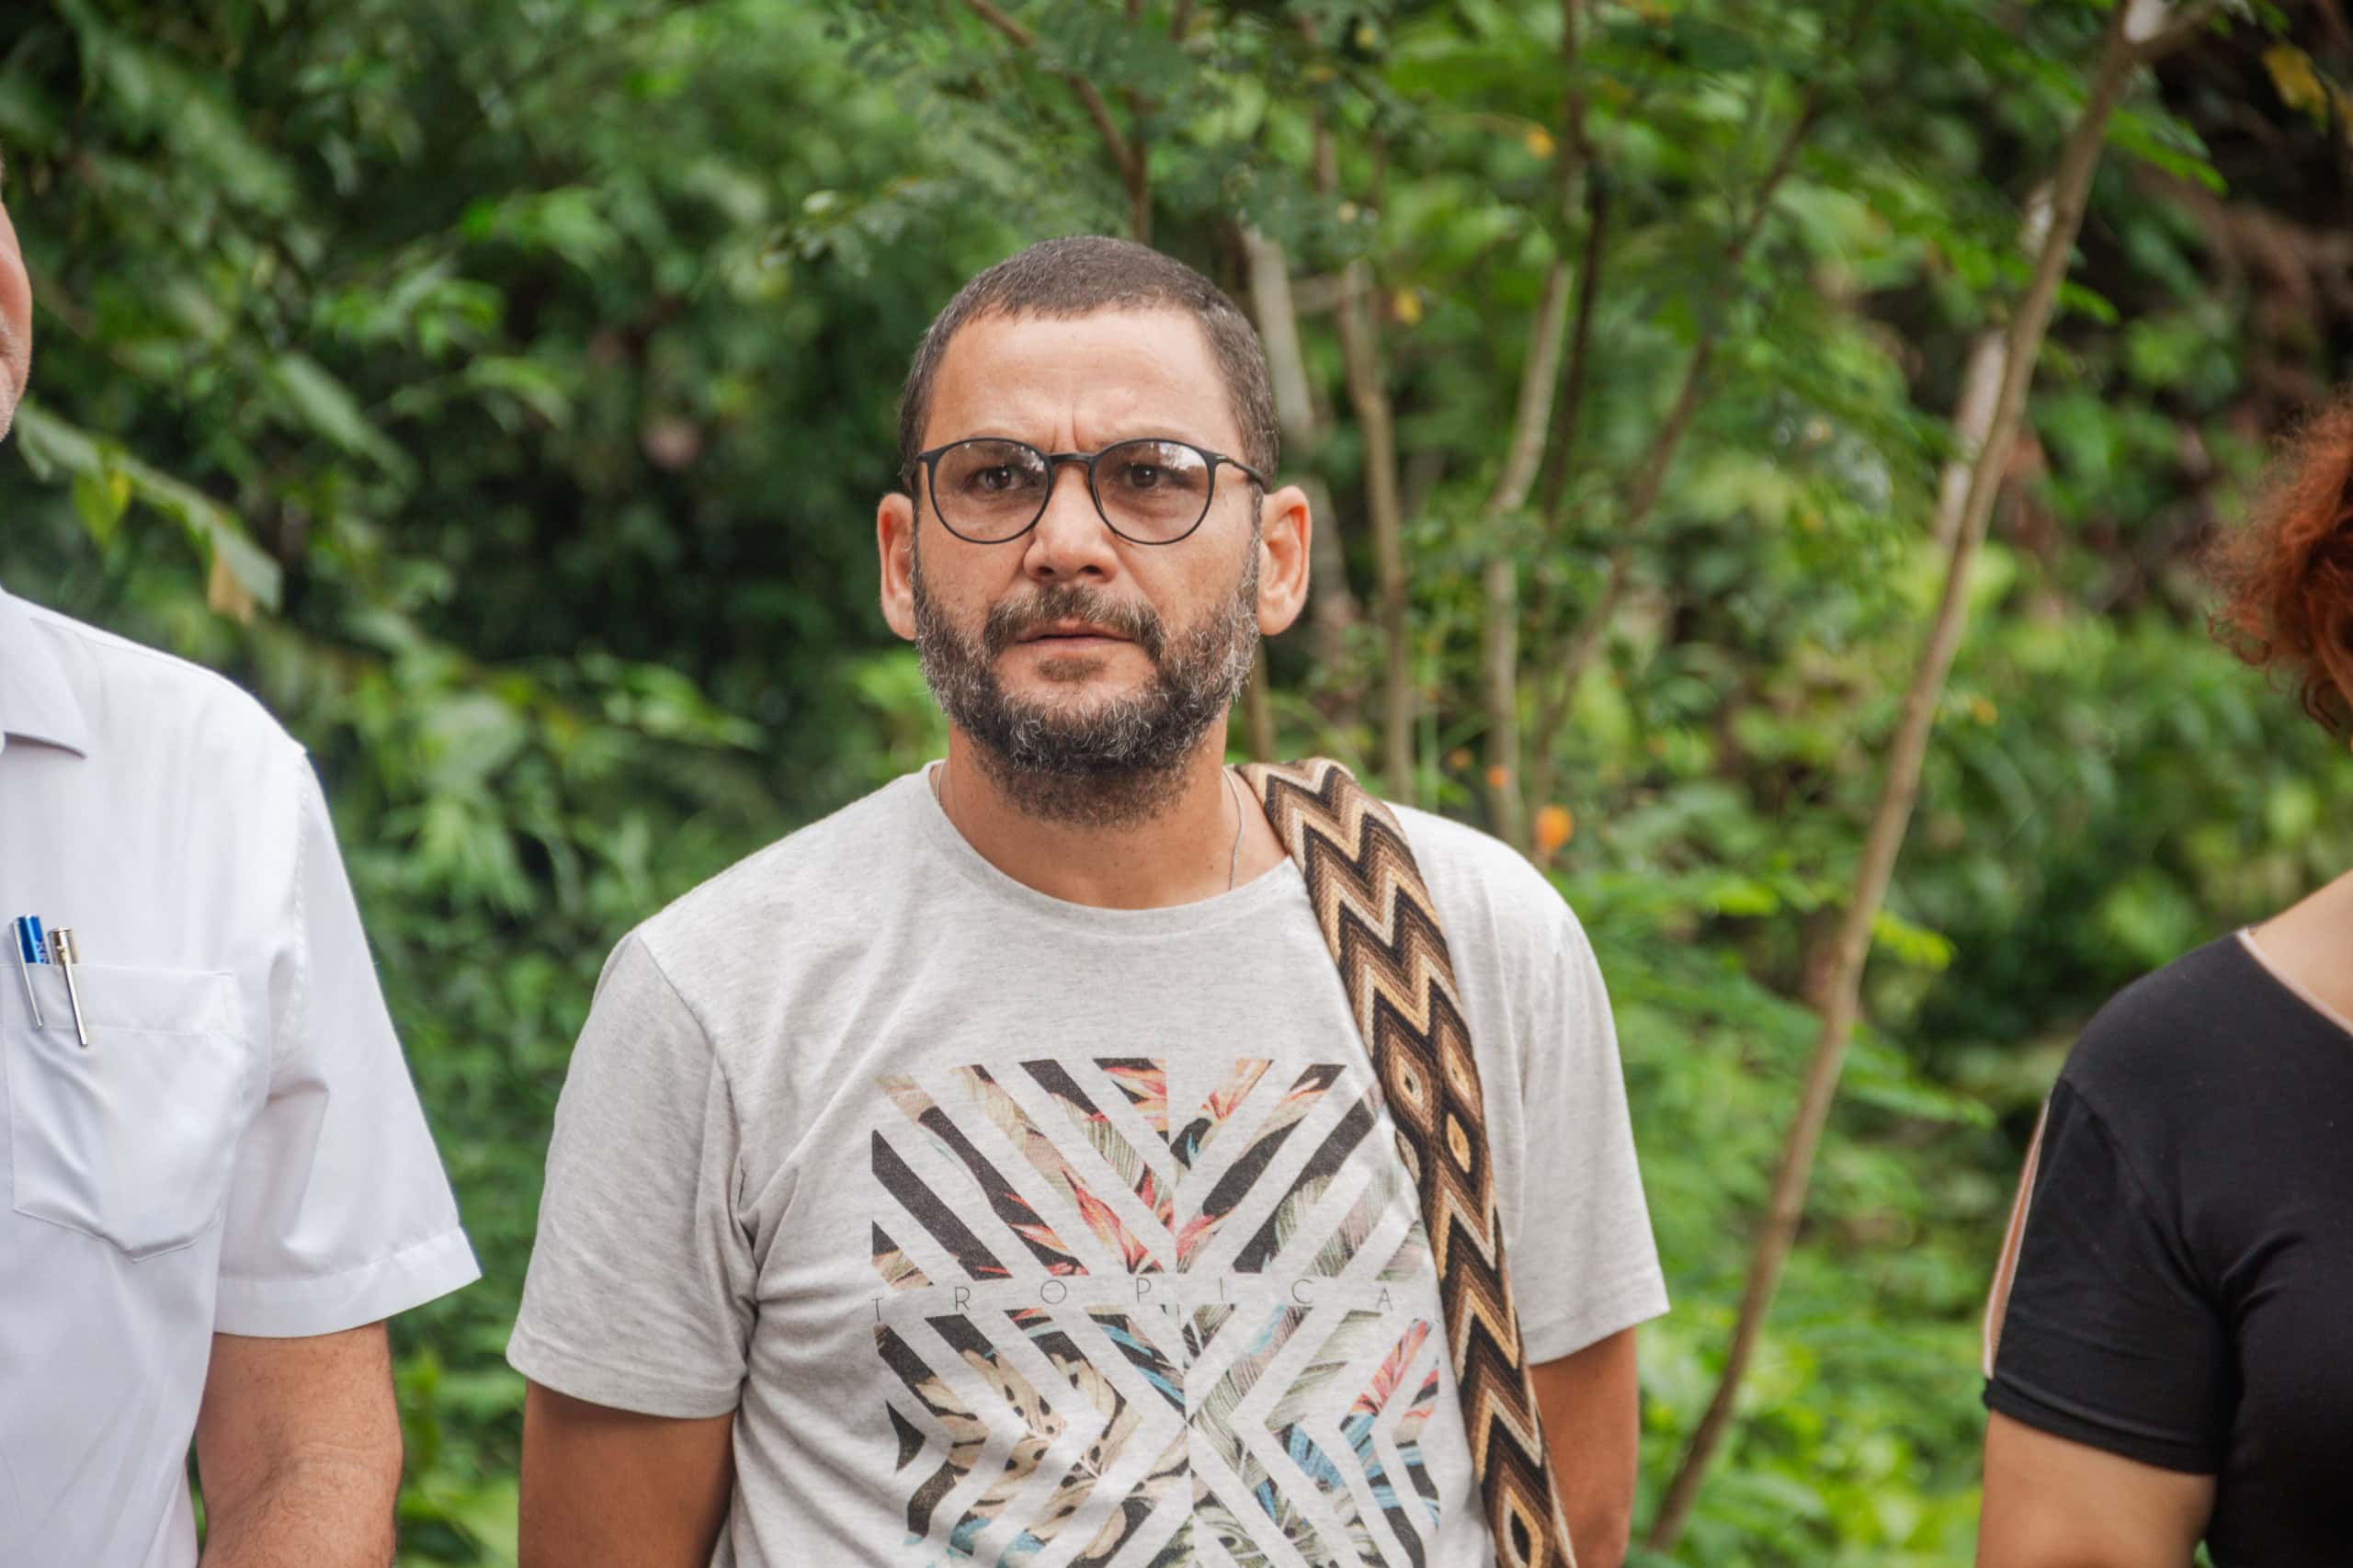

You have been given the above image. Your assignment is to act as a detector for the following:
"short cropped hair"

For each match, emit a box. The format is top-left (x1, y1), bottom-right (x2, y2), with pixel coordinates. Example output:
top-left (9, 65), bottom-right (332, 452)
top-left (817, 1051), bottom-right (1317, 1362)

top-left (896, 234), bottom-right (1279, 482)
top-left (2209, 393), bottom-right (2353, 736)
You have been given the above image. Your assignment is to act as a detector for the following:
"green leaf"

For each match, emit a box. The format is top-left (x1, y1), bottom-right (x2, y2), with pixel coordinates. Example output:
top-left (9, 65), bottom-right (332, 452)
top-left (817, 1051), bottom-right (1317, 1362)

top-left (13, 402), bottom-right (283, 612)
top-left (70, 466), bottom-right (132, 546)
top-left (267, 354), bottom-right (416, 478)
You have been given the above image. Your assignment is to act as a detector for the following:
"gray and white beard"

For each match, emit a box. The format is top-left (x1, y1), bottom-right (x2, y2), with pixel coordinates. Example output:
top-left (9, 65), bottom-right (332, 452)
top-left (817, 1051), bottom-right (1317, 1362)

top-left (911, 538), bottom-right (1260, 829)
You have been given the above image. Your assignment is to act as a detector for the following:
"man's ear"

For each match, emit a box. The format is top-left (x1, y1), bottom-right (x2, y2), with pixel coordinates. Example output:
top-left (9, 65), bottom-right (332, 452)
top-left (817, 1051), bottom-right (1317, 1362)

top-left (878, 491), bottom-right (918, 642)
top-left (1256, 483), bottom-right (1313, 637)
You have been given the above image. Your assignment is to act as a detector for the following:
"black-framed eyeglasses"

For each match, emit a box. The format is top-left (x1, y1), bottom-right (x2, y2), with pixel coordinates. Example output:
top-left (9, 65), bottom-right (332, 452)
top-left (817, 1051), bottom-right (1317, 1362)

top-left (906, 437), bottom-right (1267, 547)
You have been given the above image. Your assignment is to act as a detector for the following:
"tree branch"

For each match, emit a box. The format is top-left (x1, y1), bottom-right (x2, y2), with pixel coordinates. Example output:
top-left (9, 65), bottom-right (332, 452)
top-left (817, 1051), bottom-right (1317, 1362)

top-left (1318, 115), bottom-right (1414, 800)
top-left (1642, 4), bottom-right (2152, 1550)
top-left (1243, 642), bottom-right (1277, 761)
top-left (1120, 0), bottom-right (1158, 241)
top-left (2315, 0), bottom-right (2353, 59)
top-left (1125, 88), bottom-right (1153, 243)
top-left (1522, 174), bottom-right (1612, 819)
top-left (2129, 0), bottom-right (2228, 63)
top-left (1725, 89), bottom-right (1826, 264)
top-left (1537, 175), bottom-right (1609, 527)
top-left (1538, 0), bottom-right (1606, 521)
top-left (961, 0), bottom-right (1140, 190)
top-left (1336, 258), bottom-right (1413, 801)
top-left (1480, 257), bottom-right (1578, 847)
top-left (1532, 298), bottom-right (1720, 719)
top-left (1525, 3), bottom-right (1859, 782)
top-left (1483, 265), bottom-right (1580, 523)
top-left (1560, 0), bottom-right (1594, 167)
top-left (1244, 225), bottom-right (1361, 686)
top-left (1486, 0), bottom-right (1604, 843)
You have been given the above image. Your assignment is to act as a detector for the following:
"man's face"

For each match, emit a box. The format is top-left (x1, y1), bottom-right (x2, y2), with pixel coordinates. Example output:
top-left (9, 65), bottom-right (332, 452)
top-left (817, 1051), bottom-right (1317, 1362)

top-left (0, 187), bottom-right (29, 442)
top-left (892, 308), bottom-right (1267, 822)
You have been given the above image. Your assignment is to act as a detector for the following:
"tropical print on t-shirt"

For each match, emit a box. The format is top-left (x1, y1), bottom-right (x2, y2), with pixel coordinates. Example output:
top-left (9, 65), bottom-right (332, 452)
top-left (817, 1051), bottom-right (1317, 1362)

top-left (868, 1055), bottom-right (1449, 1567)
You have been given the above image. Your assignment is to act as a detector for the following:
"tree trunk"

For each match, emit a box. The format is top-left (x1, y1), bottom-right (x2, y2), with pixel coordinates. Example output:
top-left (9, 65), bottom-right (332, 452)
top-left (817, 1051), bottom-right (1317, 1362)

top-left (1335, 260), bottom-right (1414, 801)
top-left (1481, 258), bottom-right (1577, 850)
top-left (1244, 227), bottom-right (1360, 693)
top-left (1482, 0), bottom-right (1591, 848)
top-left (1520, 36), bottom-right (1843, 801)
top-left (1243, 642), bottom-right (1277, 762)
top-left (1932, 329), bottom-right (2008, 554)
top-left (1313, 112), bottom-right (1415, 801)
top-left (1929, 185), bottom-right (2049, 553)
top-left (1641, 5), bottom-right (2209, 1547)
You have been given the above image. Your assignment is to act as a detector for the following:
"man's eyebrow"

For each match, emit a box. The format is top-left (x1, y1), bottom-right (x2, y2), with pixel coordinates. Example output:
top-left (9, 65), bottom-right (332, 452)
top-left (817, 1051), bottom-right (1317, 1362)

top-left (936, 424), bottom-right (1220, 447)
top-left (1079, 425), bottom-right (1224, 449)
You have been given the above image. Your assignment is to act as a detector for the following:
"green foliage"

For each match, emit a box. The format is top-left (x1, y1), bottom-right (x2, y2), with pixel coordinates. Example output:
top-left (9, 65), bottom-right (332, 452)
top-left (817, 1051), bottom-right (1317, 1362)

top-left (2, 0), bottom-right (2347, 1562)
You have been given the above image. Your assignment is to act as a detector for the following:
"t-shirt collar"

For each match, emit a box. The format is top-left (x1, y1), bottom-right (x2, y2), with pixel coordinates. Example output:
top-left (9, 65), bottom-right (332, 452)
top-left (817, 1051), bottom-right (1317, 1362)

top-left (0, 584), bottom-right (91, 757)
top-left (910, 763), bottom-right (1300, 937)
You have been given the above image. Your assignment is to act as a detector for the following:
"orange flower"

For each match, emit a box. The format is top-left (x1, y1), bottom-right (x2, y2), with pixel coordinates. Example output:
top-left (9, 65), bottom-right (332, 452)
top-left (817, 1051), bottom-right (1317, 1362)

top-left (1534, 804), bottom-right (1574, 857)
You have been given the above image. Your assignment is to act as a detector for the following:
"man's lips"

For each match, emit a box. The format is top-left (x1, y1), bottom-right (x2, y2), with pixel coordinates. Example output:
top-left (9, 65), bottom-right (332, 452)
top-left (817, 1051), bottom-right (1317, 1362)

top-left (1016, 621), bottom-right (1131, 645)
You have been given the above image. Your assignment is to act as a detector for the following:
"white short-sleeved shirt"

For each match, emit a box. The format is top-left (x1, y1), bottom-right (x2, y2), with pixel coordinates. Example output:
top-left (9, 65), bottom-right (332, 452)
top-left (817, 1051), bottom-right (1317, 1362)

top-left (510, 767), bottom-right (1665, 1568)
top-left (0, 587), bottom-right (480, 1568)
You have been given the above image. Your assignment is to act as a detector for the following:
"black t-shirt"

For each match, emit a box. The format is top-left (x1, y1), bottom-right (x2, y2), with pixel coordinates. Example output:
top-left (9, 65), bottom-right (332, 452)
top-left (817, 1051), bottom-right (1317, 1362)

top-left (1984, 935), bottom-right (2353, 1564)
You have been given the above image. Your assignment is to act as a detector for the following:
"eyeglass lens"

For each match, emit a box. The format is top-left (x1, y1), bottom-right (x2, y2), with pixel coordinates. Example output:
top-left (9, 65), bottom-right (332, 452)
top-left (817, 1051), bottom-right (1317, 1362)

top-left (932, 439), bottom-right (1214, 543)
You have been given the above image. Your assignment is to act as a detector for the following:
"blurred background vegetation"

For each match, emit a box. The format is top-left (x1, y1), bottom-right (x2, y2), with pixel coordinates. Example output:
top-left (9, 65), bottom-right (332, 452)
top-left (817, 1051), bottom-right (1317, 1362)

top-left (2, 0), bottom-right (2349, 1561)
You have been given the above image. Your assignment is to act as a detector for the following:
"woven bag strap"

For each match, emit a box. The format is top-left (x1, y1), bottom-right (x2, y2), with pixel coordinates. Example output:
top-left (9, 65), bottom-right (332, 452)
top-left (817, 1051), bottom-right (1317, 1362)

top-left (1242, 756), bottom-right (1577, 1568)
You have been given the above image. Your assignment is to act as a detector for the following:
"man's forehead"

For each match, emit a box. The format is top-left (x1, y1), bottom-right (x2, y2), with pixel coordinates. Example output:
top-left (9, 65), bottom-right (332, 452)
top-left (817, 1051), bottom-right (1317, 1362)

top-left (926, 307), bottom-right (1240, 442)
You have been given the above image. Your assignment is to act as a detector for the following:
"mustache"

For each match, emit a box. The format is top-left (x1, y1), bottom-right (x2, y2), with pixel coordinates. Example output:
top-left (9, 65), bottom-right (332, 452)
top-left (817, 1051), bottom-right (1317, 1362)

top-left (983, 585), bottom-right (1166, 662)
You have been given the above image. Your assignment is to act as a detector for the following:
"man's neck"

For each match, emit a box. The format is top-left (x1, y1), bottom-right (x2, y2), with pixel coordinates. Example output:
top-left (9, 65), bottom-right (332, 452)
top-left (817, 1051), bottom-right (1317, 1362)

top-left (2251, 865), bottom-right (2353, 1026)
top-left (933, 730), bottom-right (1287, 910)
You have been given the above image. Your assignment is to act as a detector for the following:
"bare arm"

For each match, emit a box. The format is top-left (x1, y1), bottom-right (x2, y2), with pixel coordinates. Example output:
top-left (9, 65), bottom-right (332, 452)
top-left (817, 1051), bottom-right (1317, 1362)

top-left (1977, 1412), bottom-right (2213, 1567)
top-left (1529, 1327), bottom-right (1640, 1568)
top-left (519, 1381), bottom-right (735, 1568)
top-left (193, 1324), bottom-right (404, 1568)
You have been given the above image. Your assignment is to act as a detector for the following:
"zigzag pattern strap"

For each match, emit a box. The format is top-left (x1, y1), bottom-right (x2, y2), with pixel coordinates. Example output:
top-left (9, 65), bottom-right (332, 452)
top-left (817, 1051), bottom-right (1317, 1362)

top-left (1243, 756), bottom-right (1578, 1568)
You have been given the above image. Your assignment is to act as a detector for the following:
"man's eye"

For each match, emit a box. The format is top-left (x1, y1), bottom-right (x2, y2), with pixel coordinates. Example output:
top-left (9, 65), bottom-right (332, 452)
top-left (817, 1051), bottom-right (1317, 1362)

top-left (975, 467), bottom-right (1016, 491)
top-left (1120, 463), bottom-right (1165, 490)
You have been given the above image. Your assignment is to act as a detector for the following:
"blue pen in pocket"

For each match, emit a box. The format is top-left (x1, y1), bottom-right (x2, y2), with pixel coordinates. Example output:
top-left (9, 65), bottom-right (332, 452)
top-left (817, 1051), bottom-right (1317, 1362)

top-left (13, 915), bottom-right (45, 1028)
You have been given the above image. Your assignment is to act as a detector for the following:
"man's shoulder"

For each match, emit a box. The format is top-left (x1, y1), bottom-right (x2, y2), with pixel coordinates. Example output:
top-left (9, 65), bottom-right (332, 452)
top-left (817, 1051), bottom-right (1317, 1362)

top-left (20, 597), bottom-right (301, 767)
top-left (629, 772), bottom-right (926, 995)
top-left (1386, 800), bottom-right (1587, 960)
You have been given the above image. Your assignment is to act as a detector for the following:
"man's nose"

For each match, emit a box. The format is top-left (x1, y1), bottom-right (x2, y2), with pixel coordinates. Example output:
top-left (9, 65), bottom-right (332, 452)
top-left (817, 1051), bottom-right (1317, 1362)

top-left (1022, 459), bottom-right (1119, 579)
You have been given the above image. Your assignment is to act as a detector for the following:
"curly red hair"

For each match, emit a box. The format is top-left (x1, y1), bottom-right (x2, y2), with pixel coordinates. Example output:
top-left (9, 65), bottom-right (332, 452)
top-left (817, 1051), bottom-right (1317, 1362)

top-left (2210, 394), bottom-right (2353, 738)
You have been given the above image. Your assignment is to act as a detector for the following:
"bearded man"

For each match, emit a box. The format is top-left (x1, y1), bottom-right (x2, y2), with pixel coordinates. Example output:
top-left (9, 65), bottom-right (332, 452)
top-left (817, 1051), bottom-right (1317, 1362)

top-left (508, 235), bottom-right (1665, 1568)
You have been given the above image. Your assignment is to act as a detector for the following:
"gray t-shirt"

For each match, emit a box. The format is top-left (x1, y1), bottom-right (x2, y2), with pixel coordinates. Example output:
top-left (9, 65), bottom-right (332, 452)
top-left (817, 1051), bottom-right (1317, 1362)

top-left (509, 767), bottom-right (1665, 1568)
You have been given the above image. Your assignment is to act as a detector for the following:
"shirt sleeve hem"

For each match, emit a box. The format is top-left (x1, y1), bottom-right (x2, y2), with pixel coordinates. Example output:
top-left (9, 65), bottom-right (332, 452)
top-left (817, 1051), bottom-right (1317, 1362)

top-left (1520, 1267), bottom-right (1670, 1364)
top-left (212, 1226), bottom-right (481, 1337)
top-left (1982, 1377), bottom-right (2223, 1475)
top-left (506, 1324), bottom-right (744, 1419)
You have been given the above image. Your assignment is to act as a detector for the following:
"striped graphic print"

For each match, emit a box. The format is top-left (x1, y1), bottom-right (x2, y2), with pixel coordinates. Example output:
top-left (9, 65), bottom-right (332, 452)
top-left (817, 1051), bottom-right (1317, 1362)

top-left (870, 1054), bottom-right (1450, 1565)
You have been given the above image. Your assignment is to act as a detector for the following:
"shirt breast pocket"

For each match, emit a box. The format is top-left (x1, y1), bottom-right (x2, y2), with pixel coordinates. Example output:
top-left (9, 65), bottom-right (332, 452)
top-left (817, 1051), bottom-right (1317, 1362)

top-left (4, 965), bottom-right (254, 1260)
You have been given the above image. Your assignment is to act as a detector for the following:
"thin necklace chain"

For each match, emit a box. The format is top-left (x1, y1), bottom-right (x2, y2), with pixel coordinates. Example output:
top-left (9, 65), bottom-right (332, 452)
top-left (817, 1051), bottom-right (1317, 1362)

top-left (933, 760), bottom-right (1249, 894)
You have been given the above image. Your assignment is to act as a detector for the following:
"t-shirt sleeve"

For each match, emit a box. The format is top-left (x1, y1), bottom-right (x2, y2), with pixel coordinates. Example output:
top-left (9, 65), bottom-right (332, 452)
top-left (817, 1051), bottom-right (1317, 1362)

top-left (1983, 1079), bottom-right (2230, 1473)
top-left (214, 749), bottom-right (481, 1335)
top-left (506, 930), bottom-right (754, 1418)
top-left (1506, 904), bottom-right (1669, 1364)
